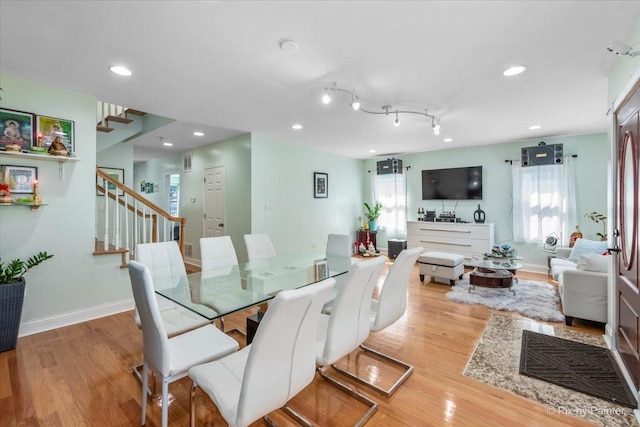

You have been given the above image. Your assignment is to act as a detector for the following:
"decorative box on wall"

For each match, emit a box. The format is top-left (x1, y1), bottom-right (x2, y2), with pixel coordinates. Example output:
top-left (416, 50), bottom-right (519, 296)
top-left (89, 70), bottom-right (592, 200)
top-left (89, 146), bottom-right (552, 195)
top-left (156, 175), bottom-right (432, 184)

top-left (406, 221), bottom-right (494, 262)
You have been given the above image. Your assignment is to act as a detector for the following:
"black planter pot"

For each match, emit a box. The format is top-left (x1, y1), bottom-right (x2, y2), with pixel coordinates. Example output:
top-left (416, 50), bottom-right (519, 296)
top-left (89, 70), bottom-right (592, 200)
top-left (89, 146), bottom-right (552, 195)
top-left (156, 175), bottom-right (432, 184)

top-left (0, 278), bottom-right (26, 353)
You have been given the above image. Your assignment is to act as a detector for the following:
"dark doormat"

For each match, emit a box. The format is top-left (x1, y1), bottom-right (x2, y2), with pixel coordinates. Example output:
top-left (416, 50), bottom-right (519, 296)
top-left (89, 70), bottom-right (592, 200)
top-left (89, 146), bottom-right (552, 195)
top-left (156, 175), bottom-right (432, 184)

top-left (519, 330), bottom-right (637, 408)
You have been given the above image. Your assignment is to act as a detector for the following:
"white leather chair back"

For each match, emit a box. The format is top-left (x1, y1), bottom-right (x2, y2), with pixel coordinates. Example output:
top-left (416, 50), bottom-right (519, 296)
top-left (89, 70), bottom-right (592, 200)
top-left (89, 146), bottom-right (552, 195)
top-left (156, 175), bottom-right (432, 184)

top-left (371, 246), bottom-right (423, 332)
top-left (319, 255), bottom-right (386, 366)
top-left (200, 236), bottom-right (238, 272)
top-left (128, 261), bottom-right (171, 376)
top-left (326, 234), bottom-right (352, 257)
top-left (136, 241), bottom-right (186, 291)
top-left (236, 278), bottom-right (334, 427)
top-left (244, 233), bottom-right (276, 262)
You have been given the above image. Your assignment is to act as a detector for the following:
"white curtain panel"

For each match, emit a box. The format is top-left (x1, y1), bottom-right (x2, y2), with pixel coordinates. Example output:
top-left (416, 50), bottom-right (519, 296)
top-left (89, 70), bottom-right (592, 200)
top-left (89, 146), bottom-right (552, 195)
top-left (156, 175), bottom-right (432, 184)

top-left (372, 173), bottom-right (407, 233)
top-left (512, 157), bottom-right (577, 244)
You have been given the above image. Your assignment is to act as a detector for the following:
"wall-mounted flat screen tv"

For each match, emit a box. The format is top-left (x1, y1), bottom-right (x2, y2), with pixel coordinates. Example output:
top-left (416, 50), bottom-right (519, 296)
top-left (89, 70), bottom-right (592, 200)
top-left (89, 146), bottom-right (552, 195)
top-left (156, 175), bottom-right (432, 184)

top-left (421, 166), bottom-right (483, 200)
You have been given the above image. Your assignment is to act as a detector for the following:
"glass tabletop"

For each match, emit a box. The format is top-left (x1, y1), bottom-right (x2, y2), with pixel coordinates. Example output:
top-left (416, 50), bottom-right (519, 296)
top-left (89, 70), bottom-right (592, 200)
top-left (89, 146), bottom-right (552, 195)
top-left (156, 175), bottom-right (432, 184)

top-left (154, 251), bottom-right (352, 320)
top-left (466, 257), bottom-right (523, 270)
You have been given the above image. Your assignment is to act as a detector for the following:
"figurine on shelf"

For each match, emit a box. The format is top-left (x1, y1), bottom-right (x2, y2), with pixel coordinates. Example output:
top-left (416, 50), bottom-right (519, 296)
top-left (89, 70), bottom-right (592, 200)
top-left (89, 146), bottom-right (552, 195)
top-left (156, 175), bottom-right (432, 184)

top-left (48, 136), bottom-right (69, 157)
top-left (359, 242), bottom-right (367, 256)
top-left (0, 183), bottom-right (13, 204)
top-left (368, 241), bottom-right (376, 255)
top-left (32, 180), bottom-right (41, 205)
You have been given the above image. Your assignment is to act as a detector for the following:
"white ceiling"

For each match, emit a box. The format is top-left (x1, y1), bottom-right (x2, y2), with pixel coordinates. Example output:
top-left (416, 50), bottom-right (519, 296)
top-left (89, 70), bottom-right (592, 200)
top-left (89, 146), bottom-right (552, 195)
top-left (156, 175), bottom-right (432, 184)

top-left (1, 1), bottom-right (640, 160)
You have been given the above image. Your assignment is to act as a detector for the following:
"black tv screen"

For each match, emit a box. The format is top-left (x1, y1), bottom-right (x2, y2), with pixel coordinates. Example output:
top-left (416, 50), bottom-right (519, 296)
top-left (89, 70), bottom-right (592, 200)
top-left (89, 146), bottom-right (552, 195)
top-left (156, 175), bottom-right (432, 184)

top-left (421, 166), bottom-right (483, 200)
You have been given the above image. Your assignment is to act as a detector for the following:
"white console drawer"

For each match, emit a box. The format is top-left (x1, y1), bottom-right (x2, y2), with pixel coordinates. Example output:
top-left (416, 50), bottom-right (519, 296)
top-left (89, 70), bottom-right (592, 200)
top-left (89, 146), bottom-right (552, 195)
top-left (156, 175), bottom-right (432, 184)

top-left (407, 221), bottom-right (494, 260)
top-left (408, 224), bottom-right (490, 240)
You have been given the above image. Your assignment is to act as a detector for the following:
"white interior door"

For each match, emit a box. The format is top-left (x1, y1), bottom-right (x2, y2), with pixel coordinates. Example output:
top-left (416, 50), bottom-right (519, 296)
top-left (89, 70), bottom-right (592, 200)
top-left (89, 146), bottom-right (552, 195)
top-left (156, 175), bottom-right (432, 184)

top-left (204, 166), bottom-right (226, 237)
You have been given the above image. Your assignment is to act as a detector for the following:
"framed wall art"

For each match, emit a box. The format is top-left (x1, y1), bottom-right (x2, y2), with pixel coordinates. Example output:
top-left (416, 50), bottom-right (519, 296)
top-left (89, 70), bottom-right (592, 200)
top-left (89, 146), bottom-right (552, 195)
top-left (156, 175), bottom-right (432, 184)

top-left (1, 165), bottom-right (38, 194)
top-left (97, 167), bottom-right (124, 197)
top-left (314, 172), bottom-right (328, 198)
top-left (0, 108), bottom-right (34, 149)
top-left (36, 115), bottom-right (75, 154)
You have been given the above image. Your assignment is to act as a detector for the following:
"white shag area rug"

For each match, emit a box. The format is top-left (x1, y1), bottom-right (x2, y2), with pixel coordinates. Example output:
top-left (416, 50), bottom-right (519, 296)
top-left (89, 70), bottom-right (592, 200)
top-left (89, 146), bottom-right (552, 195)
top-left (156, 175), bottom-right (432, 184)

top-left (446, 276), bottom-right (565, 322)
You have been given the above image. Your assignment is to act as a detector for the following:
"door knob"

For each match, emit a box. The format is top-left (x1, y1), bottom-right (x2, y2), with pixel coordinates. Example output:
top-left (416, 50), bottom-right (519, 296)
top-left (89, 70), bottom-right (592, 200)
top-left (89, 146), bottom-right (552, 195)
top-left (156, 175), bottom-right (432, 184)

top-left (607, 247), bottom-right (621, 254)
top-left (219, 223), bottom-right (224, 227)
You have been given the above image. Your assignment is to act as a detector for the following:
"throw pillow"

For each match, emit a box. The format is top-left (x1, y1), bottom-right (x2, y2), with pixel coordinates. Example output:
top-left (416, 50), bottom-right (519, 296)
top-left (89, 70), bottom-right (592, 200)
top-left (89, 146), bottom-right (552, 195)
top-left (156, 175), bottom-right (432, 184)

top-left (567, 239), bottom-right (608, 262)
top-left (576, 253), bottom-right (609, 273)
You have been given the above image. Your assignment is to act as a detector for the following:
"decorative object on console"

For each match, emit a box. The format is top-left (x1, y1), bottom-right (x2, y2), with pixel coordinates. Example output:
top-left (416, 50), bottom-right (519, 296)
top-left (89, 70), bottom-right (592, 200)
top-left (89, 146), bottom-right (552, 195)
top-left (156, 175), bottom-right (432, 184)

top-left (584, 211), bottom-right (607, 240)
top-left (363, 201), bottom-right (382, 232)
top-left (568, 225), bottom-right (583, 247)
top-left (485, 243), bottom-right (517, 259)
top-left (474, 204), bottom-right (485, 223)
top-left (543, 233), bottom-right (559, 254)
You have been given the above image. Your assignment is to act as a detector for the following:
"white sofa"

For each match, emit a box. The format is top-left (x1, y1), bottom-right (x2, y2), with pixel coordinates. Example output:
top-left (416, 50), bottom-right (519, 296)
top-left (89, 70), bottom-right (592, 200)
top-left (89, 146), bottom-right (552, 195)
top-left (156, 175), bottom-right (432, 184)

top-left (550, 240), bottom-right (609, 326)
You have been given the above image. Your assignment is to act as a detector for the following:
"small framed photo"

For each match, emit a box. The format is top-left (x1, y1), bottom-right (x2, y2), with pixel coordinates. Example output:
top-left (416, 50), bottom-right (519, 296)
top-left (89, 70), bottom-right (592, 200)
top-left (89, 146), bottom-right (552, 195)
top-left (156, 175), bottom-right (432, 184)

top-left (1, 165), bottom-right (37, 194)
top-left (0, 108), bottom-right (35, 149)
top-left (35, 115), bottom-right (75, 154)
top-left (97, 167), bottom-right (124, 197)
top-left (314, 172), bottom-right (328, 198)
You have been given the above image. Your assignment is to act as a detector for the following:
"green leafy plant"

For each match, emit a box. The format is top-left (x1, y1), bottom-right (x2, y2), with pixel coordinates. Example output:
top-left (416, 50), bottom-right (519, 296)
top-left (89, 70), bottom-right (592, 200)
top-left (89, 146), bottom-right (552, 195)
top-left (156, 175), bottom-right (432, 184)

top-left (0, 252), bottom-right (54, 285)
top-left (584, 211), bottom-right (607, 240)
top-left (363, 202), bottom-right (382, 222)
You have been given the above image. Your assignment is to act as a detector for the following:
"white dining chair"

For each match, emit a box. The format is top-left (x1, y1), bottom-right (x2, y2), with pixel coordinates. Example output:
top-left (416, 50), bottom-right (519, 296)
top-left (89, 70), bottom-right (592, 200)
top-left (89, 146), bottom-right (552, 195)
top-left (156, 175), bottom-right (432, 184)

top-left (244, 233), bottom-right (276, 262)
top-left (326, 233), bottom-right (353, 275)
top-left (200, 236), bottom-right (238, 272)
top-left (189, 278), bottom-right (335, 427)
top-left (133, 241), bottom-right (211, 384)
top-left (128, 261), bottom-right (239, 427)
top-left (315, 255), bottom-right (387, 426)
top-left (332, 246), bottom-right (423, 397)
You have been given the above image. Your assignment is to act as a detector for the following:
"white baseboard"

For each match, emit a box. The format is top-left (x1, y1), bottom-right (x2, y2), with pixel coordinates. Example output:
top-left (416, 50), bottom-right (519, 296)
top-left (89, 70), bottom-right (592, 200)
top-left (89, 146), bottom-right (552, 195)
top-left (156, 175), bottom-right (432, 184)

top-left (18, 299), bottom-right (135, 338)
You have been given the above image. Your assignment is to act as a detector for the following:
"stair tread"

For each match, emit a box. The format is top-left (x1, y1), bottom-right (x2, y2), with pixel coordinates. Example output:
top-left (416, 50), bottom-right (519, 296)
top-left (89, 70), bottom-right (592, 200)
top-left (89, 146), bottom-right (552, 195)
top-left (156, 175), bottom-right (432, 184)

top-left (106, 115), bottom-right (133, 124)
top-left (97, 125), bottom-right (114, 132)
top-left (94, 241), bottom-right (129, 255)
top-left (125, 109), bottom-right (145, 116)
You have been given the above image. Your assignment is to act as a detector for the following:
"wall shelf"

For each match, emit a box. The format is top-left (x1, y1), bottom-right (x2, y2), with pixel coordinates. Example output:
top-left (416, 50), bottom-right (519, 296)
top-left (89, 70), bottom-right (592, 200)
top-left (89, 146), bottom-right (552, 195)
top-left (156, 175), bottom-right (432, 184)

top-left (0, 150), bottom-right (80, 181)
top-left (0, 202), bottom-right (47, 211)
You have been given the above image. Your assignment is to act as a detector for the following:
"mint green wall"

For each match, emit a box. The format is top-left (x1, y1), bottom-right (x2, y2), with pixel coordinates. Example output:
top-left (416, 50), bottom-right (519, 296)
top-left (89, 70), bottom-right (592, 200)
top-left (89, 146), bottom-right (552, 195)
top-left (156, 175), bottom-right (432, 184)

top-left (133, 153), bottom-right (181, 212)
top-left (608, 16), bottom-right (640, 107)
top-left (363, 133), bottom-right (608, 268)
top-left (0, 74), bottom-right (132, 326)
top-left (251, 134), bottom-right (363, 255)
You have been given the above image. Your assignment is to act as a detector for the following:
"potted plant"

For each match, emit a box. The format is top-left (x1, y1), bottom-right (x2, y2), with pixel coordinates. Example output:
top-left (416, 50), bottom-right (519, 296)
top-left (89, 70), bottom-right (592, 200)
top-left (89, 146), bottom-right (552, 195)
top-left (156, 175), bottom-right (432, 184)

top-left (0, 251), bottom-right (53, 352)
top-left (584, 211), bottom-right (607, 241)
top-left (364, 202), bottom-right (382, 232)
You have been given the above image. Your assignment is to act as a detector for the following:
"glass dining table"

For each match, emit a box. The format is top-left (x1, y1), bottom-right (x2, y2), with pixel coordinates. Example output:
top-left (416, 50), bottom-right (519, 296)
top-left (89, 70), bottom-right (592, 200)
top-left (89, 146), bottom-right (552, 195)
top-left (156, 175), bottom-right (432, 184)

top-left (153, 251), bottom-right (352, 320)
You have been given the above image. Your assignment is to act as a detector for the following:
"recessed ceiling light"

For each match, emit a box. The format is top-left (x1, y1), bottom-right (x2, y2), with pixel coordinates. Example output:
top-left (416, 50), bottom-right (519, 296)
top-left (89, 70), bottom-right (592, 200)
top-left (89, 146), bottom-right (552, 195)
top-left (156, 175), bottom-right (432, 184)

top-left (193, 131), bottom-right (204, 136)
top-left (163, 142), bottom-right (173, 147)
top-left (291, 124), bottom-right (303, 130)
top-left (279, 39), bottom-right (298, 52)
top-left (503, 65), bottom-right (527, 77)
top-left (443, 138), bottom-right (453, 143)
top-left (110, 65), bottom-right (132, 76)
top-left (369, 149), bottom-right (377, 153)
top-left (528, 124), bottom-right (542, 130)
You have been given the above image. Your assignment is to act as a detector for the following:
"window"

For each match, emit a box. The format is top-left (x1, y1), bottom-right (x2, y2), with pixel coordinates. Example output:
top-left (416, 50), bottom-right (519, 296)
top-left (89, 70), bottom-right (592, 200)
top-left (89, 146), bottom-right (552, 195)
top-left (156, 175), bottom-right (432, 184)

top-left (372, 173), bottom-right (407, 233)
top-left (511, 158), bottom-right (576, 243)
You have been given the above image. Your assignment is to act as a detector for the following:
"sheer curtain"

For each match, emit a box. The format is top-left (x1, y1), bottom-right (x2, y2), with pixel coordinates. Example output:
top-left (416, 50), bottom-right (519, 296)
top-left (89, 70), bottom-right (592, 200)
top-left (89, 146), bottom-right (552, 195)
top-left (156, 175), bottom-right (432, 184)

top-left (512, 157), bottom-right (577, 244)
top-left (371, 173), bottom-right (407, 233)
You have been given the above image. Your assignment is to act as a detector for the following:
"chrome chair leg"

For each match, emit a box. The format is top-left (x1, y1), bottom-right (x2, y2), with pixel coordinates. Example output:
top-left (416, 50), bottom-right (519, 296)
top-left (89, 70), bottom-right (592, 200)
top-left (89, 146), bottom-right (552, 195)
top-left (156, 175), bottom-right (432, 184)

top-left (190, 382), bottom-right (197, 427)
top-left (281, 404), bottom-right (314, 427)
top-left (331, 344), bottom-right (414, 397)
top-left (317, 367), bottom-right (378, 427)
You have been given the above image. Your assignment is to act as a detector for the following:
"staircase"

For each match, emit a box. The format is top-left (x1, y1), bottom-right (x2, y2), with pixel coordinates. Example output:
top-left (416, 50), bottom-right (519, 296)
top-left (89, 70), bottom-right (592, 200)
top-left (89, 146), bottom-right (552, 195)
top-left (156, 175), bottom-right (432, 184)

top-left (94, 167), bottom-right (187, 268)
top-left (96, 102), bottom-right (145, 133)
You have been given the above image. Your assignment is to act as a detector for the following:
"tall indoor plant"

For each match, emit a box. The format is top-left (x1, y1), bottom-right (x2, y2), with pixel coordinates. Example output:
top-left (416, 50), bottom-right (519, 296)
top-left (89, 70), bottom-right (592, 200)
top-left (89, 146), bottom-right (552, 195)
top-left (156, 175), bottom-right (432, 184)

top-left (0, 251), bottom-right (53, 352)
top-left (364, 202), bottom-right (382, 232)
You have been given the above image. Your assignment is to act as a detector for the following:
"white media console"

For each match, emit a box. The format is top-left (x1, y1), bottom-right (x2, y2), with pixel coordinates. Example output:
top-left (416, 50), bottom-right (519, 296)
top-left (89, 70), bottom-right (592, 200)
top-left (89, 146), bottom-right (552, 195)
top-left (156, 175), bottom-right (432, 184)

top-left (407, 221), bottom-right (495, 261)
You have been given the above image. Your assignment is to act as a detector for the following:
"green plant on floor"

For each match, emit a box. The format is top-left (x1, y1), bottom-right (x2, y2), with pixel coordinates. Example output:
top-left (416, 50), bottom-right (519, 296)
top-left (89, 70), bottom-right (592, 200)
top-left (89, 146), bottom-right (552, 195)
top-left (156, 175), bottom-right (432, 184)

top-left (363, 202), bottom-right (382, 222)
top-left (584, 211), bottom-right (607, 240)
top-left (0, 252), bottom-right (54, 285)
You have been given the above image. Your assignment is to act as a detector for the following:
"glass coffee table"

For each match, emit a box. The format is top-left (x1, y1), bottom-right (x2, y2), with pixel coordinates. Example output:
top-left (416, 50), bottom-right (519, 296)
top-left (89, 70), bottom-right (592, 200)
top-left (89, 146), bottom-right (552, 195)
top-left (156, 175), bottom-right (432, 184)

top-left (466, 257), bottom-right (524, 295)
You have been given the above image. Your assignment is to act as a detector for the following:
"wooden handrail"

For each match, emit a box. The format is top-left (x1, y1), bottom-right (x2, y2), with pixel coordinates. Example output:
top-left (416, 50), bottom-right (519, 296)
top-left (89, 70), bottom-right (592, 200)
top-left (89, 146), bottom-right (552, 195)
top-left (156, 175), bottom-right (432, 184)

top-left (96, 167), bottom-right (187, 257)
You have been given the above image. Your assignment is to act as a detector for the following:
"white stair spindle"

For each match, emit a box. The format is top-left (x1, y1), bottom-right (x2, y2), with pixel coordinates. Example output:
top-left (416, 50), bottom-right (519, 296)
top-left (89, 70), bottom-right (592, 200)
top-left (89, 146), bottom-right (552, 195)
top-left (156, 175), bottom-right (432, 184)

top-left (142, 205), bottom-right (147, 243)
top-left (124, 194), bottom-right (130, 261)
top-left (114, 188), bottom-right (120, 250)
top-left (133, 200), bottom-right (138, 257)
top-left (103, 177), bottom-right (108, 251)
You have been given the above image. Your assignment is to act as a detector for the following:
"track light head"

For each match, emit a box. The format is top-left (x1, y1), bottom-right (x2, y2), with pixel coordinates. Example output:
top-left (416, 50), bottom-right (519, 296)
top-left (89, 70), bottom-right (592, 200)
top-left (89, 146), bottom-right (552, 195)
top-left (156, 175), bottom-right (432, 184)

top-left (393, 110), bottom-right (400, 127)
top-left (607, 40), bottom-right (640, 57)
top-left (351, 95), bottom-right (360, 111)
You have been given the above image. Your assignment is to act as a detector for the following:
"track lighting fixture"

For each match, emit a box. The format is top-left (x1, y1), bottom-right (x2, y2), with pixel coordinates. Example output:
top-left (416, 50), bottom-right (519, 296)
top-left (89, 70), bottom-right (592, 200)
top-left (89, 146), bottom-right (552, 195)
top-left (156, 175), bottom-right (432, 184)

top-left (607, 40), bottom-right (640, 57)
top-left (320, 82), bottom-right (441, 132)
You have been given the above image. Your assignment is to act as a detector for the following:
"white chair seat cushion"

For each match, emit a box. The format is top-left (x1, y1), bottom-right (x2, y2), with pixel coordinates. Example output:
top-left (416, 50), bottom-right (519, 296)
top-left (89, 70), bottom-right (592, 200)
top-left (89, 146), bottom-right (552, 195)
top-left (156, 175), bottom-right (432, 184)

top-left (369, 299), bottom-right (379, 328)
top-left (168, 324), bottom-right (239, 378)
top-left (418, 252), bottom-right (464, 267)
top-left (135, 295), bottom-right (211, 336)
top-left (550, 257), bottom-right (575, 268)
top-left (189, 346), bottom-right (251, 427)
top-left (315, 314), bottom-right (331, 366)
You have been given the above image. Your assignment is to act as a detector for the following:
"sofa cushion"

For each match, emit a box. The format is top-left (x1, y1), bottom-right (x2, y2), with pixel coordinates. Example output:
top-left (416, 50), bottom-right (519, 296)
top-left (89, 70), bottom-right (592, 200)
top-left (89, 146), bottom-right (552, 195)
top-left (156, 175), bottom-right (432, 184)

top-left (576, 253), bottom-right (609, 273)
top-left (567, 239), bottom-right (608, 262)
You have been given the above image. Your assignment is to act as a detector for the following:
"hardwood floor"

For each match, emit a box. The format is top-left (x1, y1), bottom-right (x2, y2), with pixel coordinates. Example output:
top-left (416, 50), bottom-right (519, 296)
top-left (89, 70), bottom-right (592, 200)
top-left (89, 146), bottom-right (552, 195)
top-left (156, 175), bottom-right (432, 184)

top-left (1, 264), bottom-right (604, 426)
